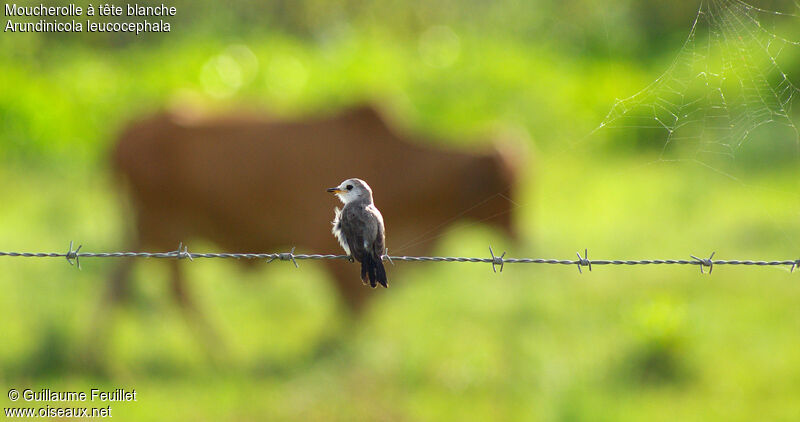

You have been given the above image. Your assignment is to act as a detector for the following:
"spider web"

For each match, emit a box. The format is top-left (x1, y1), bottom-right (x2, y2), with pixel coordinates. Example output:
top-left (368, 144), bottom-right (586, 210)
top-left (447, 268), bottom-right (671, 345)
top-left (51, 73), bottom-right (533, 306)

top-left (597, 0), bottom-right (800, 176)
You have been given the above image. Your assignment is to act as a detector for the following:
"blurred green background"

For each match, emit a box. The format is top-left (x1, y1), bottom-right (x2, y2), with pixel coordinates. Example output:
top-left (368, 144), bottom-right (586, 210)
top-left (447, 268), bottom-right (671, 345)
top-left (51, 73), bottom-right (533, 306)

top-left (2, 0), bottom-right (800, 420)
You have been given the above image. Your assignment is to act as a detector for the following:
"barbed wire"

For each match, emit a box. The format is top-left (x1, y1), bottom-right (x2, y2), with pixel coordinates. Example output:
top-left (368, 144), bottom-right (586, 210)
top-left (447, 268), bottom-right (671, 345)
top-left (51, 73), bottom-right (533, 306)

top-left (0, 242), bottom-right (798, 274)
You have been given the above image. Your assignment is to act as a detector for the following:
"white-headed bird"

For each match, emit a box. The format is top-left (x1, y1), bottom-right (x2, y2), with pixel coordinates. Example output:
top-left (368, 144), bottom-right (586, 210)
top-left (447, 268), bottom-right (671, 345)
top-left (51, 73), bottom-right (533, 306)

top-left (327, 178), bottom-right (388, 288)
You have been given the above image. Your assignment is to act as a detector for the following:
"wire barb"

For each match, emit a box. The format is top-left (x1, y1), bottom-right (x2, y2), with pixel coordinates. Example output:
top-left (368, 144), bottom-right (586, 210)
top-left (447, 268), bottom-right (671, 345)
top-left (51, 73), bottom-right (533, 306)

top-left (174, 242), bottom-right (193, 261)
top-left (576, 249), bottom-right (591, 273)
top-left (276, 246), bottom-right (298, 268)
top-left (791, 259), bottom-right (800, 273)
top-left (489, 245), bottom-right (506, 273)
top-left (65, 241), bottom-right (82, 270)
top-left (691, 251), bottom-right (715, 274)
top-left (383, 248), bottom-right (394, 266)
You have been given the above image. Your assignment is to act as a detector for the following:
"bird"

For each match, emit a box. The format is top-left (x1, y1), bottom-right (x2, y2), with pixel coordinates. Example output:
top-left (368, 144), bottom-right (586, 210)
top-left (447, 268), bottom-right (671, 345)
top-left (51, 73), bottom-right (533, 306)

top-left (327, 178), bottom-right (388, 288)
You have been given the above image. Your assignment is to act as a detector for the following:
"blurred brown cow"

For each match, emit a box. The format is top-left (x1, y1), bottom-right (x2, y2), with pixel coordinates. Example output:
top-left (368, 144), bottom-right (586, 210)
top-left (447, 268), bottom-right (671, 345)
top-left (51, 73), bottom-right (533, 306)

top-left (109, 105), bottom-right (522, 316)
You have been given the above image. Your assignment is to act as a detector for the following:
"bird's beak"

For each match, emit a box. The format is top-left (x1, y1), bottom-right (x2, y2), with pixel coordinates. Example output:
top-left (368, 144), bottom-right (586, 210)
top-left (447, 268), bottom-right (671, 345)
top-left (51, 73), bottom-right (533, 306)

top-left (327, 187), bottom-right (343, 194)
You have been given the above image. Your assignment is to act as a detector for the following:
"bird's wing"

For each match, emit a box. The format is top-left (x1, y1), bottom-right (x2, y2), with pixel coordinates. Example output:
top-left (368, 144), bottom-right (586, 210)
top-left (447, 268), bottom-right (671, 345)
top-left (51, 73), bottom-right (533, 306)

top-left (340, 204), bottom-right (378, 261)
top-left (367, 204), bottom-right (385, 257)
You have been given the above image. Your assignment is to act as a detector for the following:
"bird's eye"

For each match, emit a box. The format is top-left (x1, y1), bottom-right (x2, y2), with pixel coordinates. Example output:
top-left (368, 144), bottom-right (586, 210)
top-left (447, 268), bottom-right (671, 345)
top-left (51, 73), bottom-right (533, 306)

top-left (346, 185), bottom-right (353, 191)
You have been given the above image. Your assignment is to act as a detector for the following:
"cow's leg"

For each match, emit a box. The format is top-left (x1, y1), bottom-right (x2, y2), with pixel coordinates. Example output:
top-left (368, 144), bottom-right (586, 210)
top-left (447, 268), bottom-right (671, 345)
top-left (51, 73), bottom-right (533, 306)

top-left (82, 252), bottom-right (138, 370)
top-left (168, 259), bottom-right (192, 307)
top-left (108, 256), bottom-right (136, 303)
top-left (167, 260), bottom-right (226, 362)
top-left (324, 260), bottom-right (372, 315)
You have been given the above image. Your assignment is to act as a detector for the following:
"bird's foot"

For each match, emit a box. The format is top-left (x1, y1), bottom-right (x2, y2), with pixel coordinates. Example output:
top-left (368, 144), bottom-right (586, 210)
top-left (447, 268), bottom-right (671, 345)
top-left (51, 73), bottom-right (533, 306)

top-left (348, 255), bottom-right (355, 263)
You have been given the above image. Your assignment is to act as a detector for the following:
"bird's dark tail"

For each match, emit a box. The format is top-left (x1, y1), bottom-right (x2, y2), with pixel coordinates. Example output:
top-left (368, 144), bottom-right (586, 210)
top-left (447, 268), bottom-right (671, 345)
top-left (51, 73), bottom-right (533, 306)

top-left (360, 254), bottom-right (388, 288)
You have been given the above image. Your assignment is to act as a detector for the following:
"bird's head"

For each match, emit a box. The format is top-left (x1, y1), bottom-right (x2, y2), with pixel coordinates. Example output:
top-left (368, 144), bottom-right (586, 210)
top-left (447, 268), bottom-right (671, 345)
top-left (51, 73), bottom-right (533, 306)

top-left (327, 178), bottom-right (373, 204)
